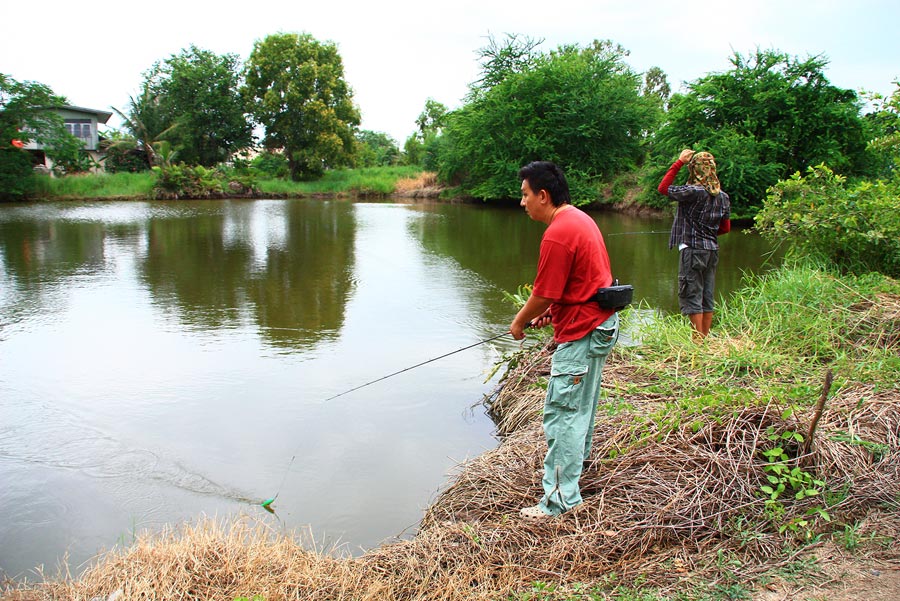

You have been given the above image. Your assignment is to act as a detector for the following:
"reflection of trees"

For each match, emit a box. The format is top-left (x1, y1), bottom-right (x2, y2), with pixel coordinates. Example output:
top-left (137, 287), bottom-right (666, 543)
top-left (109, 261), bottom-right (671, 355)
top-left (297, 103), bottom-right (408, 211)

top-left (408, 204), bottom-right (541, 325)
top-left (143, 212), bottom-right (252, 329)
top-left (140, 200), bottom-right (356, 349)
top-left (0, 217), bottom-right (118, 324)
top-left (410, 205), bottom-right (781, 319)
top-left (246, 201), bottom-right (356, 347)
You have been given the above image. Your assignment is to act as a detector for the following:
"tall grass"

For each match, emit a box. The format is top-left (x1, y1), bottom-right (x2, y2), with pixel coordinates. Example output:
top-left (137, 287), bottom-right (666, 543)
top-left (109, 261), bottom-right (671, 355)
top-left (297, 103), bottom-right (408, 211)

top-left (28, 166), bottom-right (429, 201)
top-left (31, 172), bottom-right (156, 199)
top-left (257, 165), bottom-right (425, 196)
top-left (617, 260), bottom-right (900, 430)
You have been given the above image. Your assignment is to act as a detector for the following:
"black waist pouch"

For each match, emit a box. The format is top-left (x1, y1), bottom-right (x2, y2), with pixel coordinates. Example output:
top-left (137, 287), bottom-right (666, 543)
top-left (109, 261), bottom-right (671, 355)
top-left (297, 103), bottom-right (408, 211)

top-left (591, 280), bottom-right (634, 311)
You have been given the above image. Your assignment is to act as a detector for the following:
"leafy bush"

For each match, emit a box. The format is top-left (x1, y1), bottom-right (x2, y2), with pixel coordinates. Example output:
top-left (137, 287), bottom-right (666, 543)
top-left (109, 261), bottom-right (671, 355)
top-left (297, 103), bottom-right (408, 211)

top-left (439, 39), bottom-right (660, 203)
top-left (152, 163), bottom-right (258, 199)
top-left (755, 164), bottom-right (900, 277)
top-left (642, 50), bottom-right (869, 216)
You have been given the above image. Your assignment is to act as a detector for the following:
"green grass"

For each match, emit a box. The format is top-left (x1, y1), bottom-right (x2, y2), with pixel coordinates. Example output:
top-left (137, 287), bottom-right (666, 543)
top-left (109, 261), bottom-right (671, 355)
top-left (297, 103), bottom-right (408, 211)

top-left (29, 165), bottom-right (427, 200)
top-left (611, 260), bottom-right (900, 445)
top-left (256, 165), bottom-right (425, 196)
top-left (32, 171), bottom-right (156, 198)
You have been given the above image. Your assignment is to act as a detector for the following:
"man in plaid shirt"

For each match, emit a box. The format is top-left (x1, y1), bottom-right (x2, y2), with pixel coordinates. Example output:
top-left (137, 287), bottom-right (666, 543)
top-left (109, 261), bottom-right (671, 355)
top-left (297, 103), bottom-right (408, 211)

top-left (658, 149), bottom-right (731, 341)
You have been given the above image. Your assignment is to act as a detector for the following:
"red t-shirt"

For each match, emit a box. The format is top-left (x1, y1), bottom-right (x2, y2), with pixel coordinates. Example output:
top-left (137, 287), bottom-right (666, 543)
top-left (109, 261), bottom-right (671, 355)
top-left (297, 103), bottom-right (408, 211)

top-left (532, 207), bottom-right (615, 343)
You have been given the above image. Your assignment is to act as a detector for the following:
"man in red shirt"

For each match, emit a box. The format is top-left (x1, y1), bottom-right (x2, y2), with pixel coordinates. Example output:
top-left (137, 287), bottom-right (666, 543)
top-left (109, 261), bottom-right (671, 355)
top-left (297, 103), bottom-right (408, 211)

top-left (511, 161), bottom-right (619, 518)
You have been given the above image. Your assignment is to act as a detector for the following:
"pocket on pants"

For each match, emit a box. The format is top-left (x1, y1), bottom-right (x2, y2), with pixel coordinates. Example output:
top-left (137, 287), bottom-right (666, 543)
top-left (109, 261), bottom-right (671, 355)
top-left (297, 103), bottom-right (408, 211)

top-left (589, 326), bottom-right (618, 358)
top-left (548, 354), bottom-right (588, 411)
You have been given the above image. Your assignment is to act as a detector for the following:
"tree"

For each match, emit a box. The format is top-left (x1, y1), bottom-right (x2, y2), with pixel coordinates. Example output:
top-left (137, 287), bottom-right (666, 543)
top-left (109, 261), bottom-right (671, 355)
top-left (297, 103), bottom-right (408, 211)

top-left (644, 49), bottom-right (868, 215)
top-left (136, 46), bottom-right (252, 167)
top-left (439, 39), bottom-right (660, 202)
top-left (468, 33), bottom-right (542, 100)
top-left (243, 32), bottom-right (360, 181)
top-left (0, 73), bottom-right (67, 200)
top-left (405, 98), bottom-right (449, 168)
top-left (642, 66), bottom-right (671, 109)
top-left (354, 130), bottom-right (400, 167)
top-left (863, 81), bottom-right (900, 179)
top-left (415, 98), bottom-right (448, 138)
top-left (112, 85), bottom-right (175, 168)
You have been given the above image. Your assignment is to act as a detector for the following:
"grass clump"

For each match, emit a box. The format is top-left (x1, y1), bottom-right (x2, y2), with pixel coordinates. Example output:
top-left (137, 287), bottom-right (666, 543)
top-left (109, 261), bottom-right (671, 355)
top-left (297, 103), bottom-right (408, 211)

top-left (31, 171), bottom-right (155, 199)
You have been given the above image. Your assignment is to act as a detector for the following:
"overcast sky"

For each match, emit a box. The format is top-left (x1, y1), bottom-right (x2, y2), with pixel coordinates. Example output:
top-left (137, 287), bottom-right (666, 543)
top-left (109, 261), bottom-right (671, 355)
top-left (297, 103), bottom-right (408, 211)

top-left (3, 0), bottom-right (898, 144)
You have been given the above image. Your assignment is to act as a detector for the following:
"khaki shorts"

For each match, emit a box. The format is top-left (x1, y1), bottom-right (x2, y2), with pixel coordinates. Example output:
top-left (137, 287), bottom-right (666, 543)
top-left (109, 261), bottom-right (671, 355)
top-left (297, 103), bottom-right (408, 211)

top-left (678, 247), bottom-right (718, 315)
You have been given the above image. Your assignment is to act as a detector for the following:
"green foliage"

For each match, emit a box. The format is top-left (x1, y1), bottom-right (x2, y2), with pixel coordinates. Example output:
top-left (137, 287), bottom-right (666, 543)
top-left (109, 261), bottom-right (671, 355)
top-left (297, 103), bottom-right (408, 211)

top-left (440, 39), bottom-right (660, 202)
top-left (152, 163), bottom-right (257, 199)
top-left (862, 81), bottom-right (900, 179)
top-left (112, 86), bottom-right (176, 168)
top-left (243, 32), bottom-right (361, 181)
top-left (249, 150), bottom-right (289, 178)
top-left (0, 148), bottom-right (36, 200)
top-left (643, 49), bottom-right (868, 216)
top-left (0, 73), bottom-right (68, 199)
top-left (31, 171), bottom-right (155, 198)
top-left (755, 164), bottom-right (900, 277)
top-left (138, 45), bottom-right (252, 167)
top-left (758, 426), bottom-right (830, 539)
top-left (255, 165), bottom-right (423, 196)
top-left (405, 98), bottom-right (449, 168)
top-left (46, 130), bottom-right (98, 175)
top-left (354, 130), bottom-right (401, 167)
top-left (101, 129), bottom-right (151, 173)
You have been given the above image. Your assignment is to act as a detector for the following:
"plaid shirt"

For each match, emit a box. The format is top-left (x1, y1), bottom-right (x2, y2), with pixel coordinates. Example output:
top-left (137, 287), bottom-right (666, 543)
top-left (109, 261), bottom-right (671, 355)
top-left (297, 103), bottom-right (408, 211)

top-left (667, 184), bottom-right (731, 250)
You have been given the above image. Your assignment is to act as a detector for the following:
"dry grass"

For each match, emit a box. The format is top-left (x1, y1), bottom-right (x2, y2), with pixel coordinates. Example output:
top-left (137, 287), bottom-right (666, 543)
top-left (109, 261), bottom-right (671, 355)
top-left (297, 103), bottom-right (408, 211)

top-left (5, 286), bottom-right (899, 601)
top-left (393, 172), bottom-right (440, 197)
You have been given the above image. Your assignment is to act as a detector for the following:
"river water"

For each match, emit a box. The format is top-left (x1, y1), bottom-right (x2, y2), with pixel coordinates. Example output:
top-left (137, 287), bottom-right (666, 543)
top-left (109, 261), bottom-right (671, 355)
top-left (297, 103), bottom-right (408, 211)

top-left (0, 198), bottom-right (779, 579)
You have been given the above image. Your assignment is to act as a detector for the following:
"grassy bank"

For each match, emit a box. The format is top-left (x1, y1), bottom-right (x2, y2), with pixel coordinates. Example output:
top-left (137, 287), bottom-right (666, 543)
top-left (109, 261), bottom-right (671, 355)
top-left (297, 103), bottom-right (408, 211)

top-left (3, 262), bottom-right (898, 601)
top-left (30, 171), bottom-right (156, 199)
top-left (26, 166), bottom-right (435, 201)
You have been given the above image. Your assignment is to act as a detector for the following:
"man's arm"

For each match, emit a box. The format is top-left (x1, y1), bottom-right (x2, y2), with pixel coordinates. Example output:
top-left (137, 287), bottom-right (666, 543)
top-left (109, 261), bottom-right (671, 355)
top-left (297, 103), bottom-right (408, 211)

top-left (510, 293), bottom-right (554, 340)
top-left (657, 149), bottom-right (695, 196)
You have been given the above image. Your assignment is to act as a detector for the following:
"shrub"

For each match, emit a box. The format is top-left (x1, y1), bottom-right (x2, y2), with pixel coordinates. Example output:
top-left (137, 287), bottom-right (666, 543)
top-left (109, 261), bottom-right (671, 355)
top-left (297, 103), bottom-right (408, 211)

top-left (755, 164), bottom-right (900, 277)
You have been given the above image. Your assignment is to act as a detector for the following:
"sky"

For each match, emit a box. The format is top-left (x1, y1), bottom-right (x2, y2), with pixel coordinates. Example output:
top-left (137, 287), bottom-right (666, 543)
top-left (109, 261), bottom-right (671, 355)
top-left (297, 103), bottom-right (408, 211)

top-left (3, 0), bottom-right (898, 144)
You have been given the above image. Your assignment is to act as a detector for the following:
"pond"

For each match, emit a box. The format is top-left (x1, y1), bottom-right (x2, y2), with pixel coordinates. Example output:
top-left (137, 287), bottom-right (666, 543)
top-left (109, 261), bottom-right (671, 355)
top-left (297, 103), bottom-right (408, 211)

top-left (0, 198), bottom-right (779, 579)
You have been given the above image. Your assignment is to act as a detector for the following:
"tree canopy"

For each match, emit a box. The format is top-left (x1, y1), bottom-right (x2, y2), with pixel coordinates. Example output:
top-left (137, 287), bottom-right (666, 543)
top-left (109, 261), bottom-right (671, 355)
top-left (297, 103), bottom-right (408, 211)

top-left (644, 49), bottom-right (869, 215)
top-left (243, 32), bottom-right (360, 181)
top-left (0, 73), bottom-right (69, 199)
top-left (438, 38), bottom-right (661, 202)
top-left (132, 46), bottom-right (252, 167)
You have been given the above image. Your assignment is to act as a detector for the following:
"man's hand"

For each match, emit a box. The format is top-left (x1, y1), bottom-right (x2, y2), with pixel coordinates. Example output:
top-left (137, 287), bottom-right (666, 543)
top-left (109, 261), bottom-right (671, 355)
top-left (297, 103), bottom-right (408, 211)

top-left (510, 296), bottom-right (553, 340)
top-left (678, 148), bottom-right (695, 163)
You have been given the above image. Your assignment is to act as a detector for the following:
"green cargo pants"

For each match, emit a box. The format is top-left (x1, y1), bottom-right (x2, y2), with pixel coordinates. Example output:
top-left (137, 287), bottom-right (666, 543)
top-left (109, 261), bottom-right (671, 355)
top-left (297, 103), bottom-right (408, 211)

top-left (539, 313), bottom-right (619, 516)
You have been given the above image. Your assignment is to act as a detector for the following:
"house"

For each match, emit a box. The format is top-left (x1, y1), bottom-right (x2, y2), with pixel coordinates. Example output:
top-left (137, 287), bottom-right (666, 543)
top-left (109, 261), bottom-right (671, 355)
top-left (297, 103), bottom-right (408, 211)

top-left (23, 104), bottom-right (113, 173)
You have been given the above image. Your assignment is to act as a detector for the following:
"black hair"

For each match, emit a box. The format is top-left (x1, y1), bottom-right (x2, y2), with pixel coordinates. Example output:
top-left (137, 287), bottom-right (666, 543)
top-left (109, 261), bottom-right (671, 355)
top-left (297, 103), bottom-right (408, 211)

top-left (518, 161), bottom-right (570, 207)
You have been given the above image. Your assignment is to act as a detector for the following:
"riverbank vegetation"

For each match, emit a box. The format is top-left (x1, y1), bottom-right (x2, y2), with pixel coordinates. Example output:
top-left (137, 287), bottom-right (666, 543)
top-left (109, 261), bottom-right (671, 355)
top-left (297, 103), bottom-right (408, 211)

top-left (4, 34), bottom-right (898, 211)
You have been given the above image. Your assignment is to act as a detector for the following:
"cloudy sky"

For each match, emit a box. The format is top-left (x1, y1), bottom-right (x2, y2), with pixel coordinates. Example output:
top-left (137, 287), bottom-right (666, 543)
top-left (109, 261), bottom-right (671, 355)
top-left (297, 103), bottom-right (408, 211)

top-left (3, 0), bottom-right (898, 144)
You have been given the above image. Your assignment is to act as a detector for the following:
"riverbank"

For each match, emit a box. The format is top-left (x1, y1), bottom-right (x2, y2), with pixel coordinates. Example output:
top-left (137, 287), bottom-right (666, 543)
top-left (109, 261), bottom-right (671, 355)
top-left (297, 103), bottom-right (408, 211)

top-left (3, 262), bottom-right (898, 600)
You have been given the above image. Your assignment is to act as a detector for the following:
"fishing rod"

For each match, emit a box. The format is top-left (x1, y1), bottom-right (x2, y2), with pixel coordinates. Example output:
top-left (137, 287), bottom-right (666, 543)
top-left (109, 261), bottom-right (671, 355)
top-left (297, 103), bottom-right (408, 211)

top-left (260, 326), bottom-right (526, 509)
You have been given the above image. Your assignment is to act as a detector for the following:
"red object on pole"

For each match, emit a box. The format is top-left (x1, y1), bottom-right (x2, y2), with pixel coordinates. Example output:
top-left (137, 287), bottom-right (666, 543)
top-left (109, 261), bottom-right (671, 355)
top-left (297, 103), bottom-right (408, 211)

top-left (11, 139), bottom-right (24, 148)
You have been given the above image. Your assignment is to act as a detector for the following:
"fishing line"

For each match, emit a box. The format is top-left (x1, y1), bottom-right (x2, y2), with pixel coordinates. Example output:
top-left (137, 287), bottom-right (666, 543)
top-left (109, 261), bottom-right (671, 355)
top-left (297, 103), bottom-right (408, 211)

top-left (604, 230), bottom-right (670, 237)
top-left (260, 328), bottom-right (518, 509)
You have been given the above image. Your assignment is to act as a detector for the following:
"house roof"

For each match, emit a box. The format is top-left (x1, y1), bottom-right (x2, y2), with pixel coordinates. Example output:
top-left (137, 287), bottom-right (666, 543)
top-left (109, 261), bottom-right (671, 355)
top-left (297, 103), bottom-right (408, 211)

top-left (58, 104), bottom-right (113, 123)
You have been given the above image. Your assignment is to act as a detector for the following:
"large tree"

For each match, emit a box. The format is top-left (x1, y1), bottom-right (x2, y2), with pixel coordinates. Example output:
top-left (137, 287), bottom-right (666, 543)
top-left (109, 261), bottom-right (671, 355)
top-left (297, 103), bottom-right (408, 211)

top-left (134, 46), bottom-right (252, 167)
top-left (0, 74), bottom-right (67, 200)
top-left (645, 49), bottom-right (868, 215)
top-left (243, 32), bottom-right (360, 181)
top-left (439, 39), bottom-right (660, 202)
